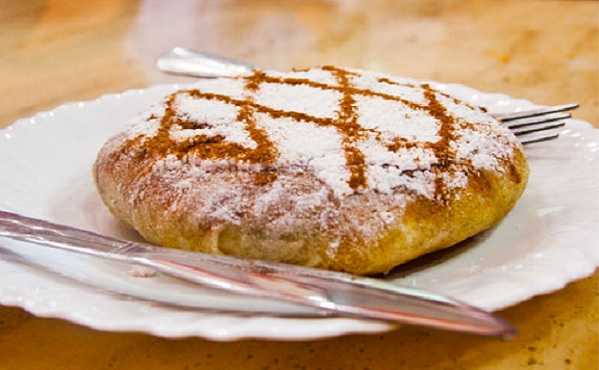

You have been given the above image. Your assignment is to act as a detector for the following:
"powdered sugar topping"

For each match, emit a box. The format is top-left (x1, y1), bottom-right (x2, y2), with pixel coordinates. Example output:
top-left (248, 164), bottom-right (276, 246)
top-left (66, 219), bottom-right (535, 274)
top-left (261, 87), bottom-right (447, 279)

top-left (170, 95), bottom-right (256, 149)
top-left (118, 66), bottom-right (521, 241)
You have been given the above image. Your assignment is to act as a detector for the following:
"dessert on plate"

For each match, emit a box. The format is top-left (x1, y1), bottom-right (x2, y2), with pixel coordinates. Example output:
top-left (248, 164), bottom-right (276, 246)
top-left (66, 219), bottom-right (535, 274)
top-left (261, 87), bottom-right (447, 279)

top-left (94, 66), bottom-right (528, 275)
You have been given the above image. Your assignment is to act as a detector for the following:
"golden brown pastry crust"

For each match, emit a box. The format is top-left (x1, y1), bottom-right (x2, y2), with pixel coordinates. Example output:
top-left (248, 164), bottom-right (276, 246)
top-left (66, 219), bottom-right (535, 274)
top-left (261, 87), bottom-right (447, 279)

top-left (94, 66), bottom-right (528, 275)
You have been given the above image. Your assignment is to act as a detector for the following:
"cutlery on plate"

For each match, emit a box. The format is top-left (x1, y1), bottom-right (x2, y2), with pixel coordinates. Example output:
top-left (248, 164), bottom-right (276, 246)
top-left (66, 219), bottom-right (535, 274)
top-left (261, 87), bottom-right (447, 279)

top-left (0, 209), bottom-right (514, 337)
top-left (157, 47), bottom-right (578, 145)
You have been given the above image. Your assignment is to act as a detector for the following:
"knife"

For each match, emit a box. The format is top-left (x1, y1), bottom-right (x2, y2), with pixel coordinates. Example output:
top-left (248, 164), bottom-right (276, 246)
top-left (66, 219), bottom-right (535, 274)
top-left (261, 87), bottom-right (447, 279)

top-left (0, 209), bottom-right (515, 337)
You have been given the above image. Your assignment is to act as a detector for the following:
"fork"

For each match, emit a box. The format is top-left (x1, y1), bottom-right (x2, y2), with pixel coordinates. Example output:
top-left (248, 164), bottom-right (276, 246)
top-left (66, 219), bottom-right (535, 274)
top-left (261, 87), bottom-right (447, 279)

top-left (493, 103), bottom-right (578, 145)
top-left (157, 47), bottom-right (578, 145)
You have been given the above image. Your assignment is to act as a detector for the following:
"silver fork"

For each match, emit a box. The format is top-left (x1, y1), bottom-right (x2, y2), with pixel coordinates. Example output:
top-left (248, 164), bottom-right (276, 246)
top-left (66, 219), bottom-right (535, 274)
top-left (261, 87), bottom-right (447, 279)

top-left (493, 104), bottom-right (578, 145)
top-left (157, 47), bottom-right (578, 145)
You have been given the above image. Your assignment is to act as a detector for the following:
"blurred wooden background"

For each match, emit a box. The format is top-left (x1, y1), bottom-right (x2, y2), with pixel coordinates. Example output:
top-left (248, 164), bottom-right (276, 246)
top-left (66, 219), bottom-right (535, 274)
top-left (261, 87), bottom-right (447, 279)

top-left (0, 1), bottom-right (597, 369)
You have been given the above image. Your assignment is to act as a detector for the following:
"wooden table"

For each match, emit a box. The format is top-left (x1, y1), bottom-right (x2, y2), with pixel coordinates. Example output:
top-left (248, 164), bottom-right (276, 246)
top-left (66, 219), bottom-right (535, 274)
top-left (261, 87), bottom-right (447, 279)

top-left (1, 1), bottom-right (597, 369)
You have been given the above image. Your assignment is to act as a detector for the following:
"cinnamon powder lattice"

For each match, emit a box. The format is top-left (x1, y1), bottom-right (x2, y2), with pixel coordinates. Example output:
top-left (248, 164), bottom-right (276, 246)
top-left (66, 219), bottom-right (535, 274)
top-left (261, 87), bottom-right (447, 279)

top-left (122, 66), bottom-right (519, 201)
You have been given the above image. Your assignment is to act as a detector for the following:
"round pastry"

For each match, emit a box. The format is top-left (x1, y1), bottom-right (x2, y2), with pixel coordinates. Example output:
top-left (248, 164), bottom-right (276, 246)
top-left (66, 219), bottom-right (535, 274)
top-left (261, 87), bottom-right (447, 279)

top-left (94, 66), bottom-right (528, 275)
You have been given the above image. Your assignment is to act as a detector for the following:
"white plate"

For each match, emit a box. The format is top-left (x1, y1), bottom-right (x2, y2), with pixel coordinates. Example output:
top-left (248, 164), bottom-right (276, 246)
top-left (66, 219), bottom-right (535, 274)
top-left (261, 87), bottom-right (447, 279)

top-left (1, 82), bottom-right (598, 340)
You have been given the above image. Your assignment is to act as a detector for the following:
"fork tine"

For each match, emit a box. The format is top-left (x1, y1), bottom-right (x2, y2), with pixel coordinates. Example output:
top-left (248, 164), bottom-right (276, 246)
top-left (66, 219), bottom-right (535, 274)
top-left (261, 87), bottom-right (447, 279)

top-left (513, 122), bottom-right (566, 136)
top-left (520, 133), bottom-right (560, 145)
top-left (507, 112), bottom-right (571, 129)
top-left (495, 103), bottom-right (579, 122)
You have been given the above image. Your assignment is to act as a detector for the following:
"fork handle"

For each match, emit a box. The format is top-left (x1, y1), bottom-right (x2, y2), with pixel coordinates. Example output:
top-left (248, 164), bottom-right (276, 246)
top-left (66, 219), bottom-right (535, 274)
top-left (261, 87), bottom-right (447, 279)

top-left (156, 47), bottom-right (254, 78)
